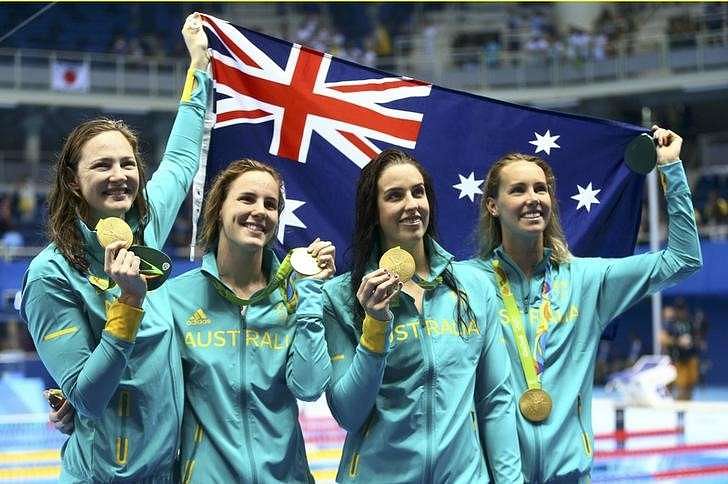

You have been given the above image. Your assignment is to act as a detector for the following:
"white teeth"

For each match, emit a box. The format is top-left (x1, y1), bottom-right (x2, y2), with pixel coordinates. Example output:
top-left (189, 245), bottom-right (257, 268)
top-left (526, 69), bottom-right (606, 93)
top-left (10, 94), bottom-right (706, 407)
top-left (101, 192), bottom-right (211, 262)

top-left (243, 222), bottom-right (265, 232)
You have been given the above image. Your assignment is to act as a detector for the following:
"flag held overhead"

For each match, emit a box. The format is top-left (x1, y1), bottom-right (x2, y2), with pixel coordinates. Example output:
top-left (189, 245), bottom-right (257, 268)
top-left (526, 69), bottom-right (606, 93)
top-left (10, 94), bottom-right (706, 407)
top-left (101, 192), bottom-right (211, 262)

top-left (198, 14), bottom-right (648, 266)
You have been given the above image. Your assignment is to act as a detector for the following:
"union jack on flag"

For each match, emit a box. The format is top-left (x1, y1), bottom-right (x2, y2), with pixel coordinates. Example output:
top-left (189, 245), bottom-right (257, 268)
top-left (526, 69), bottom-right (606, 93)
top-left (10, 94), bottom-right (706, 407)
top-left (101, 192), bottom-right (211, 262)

top-left (198, 14), bottom-right (647, 269)
top-left (203, 14), bottom-right (431, 168)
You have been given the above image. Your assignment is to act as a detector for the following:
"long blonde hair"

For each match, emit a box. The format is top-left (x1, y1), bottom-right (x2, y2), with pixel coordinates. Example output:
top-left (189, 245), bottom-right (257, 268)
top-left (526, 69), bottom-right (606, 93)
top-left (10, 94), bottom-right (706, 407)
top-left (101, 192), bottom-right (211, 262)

top-left (477, 153), bottom-right (572, 264)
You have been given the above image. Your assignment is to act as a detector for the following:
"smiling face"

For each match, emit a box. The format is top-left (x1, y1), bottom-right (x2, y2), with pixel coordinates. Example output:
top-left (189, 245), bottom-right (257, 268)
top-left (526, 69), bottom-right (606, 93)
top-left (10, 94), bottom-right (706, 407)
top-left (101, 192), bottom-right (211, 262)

top-left (72, 130), bottom-right (140, 226)
top-left (376, 163), bottom-right (430, 250)
top-left (218, 170), bottom-right (280, 253)
top-left (486, 160), bottom-right (552, 245)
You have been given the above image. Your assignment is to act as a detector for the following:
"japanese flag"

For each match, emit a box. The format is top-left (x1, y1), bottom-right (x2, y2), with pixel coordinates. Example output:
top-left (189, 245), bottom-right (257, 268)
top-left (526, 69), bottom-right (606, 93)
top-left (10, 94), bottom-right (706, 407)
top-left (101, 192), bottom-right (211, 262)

top-left (51, 60), bottom-right (90, 92)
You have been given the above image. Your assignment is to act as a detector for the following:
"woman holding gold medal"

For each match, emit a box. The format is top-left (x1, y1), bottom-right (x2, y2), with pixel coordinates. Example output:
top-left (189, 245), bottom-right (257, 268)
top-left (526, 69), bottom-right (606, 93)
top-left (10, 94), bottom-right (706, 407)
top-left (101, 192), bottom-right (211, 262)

top-left (321, 149), bottom-right (522, 483)
top-left (168, 159), bottom-right (334, 483)
top-left (20, 14), bottom-right (210, 483)
top-left (469, 126), bottom-right (702, 482)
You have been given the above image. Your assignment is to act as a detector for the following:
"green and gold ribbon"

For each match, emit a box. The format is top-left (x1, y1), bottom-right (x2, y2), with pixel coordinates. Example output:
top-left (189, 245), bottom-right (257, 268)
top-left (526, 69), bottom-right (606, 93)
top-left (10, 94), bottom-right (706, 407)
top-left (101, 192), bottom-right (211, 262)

top-left (492, 259), bottom-right (546, 392)
top-left (210, 252), bottom-right (298, 314)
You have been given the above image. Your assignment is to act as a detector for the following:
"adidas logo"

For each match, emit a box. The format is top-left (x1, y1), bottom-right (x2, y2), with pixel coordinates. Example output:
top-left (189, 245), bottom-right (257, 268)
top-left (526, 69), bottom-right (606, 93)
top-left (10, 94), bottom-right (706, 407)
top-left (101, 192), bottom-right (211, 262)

top-left (186, 309), bottom-right (211, 326)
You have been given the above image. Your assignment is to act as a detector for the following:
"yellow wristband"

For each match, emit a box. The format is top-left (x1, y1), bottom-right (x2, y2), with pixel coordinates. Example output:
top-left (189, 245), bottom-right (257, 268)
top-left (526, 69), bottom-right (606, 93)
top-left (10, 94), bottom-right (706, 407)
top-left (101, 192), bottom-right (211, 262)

top-left (104, 300), bottom-right (144, 342)
top-left (180, 68), bottom-right (197, 103)
top-left (360, 314), bottom-right (389, 354)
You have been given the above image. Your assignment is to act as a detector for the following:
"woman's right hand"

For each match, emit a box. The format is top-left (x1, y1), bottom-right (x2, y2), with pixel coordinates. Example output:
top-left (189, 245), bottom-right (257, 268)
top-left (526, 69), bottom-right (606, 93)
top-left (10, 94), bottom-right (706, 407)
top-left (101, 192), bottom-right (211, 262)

top-left (49, 399), bottom-right (75, 435)
top-left (104, 241), bottom-right (146, 308)
top-left (182, 12), bottom-right (210, 70)
top-left (356, 268), bottom-right (401, 321)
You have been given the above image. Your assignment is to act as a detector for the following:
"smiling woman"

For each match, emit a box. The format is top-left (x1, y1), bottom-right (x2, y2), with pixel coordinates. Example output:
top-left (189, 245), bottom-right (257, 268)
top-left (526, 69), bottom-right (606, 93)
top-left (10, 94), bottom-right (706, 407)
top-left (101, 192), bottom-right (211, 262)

top-left (19, 13), bottom-right (211, 483)
top-left (467, 126), bottom-right (703, 482)
top-left (72, 130), bottom-right (140, 225)
top-left (167, 158), bottom-right (334, 483)
top-left (319, 148), bottom-right (522, 483)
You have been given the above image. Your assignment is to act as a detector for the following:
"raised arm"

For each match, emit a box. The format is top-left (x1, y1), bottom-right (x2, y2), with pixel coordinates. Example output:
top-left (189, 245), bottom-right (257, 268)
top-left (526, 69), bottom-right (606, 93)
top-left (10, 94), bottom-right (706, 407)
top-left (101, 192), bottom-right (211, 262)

top-left (594, 127), bottom-right (702, 328)
top-left (145, 13), bottom-right (211, 245)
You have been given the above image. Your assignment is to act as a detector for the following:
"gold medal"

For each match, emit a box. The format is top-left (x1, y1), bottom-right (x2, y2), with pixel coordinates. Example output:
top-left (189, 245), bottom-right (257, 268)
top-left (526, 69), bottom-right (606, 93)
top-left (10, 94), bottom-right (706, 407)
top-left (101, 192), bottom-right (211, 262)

top-left (519, 388), bottom-right (552, 423)
top-left (95, 217), bottom-right (133, 249)
top-left (290, 247), bottom-right (321, 276)
top-left (378, 246), bottom-right (415, 282)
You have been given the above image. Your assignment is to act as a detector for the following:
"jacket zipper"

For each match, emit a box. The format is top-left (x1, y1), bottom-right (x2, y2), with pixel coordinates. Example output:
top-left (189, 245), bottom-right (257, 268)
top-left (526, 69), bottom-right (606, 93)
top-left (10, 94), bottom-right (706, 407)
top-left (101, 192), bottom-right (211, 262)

top-left (240, 306), bottom-right (259, 483)
top-left (419, 298), bottom-right (435, 483)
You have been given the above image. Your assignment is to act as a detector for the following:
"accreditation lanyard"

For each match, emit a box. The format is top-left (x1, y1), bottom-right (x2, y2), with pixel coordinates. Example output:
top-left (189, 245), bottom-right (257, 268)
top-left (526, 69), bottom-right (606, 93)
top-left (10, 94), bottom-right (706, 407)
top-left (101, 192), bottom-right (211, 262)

top-left (210, 252), bottom-right (297, 313)
top-left (492, 259), bottom-right (553, 389)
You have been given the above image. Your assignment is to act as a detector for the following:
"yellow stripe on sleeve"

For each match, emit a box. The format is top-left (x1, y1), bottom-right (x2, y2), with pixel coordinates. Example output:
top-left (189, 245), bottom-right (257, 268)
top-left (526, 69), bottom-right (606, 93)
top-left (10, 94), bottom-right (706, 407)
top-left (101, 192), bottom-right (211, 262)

top-left (43, 326), bottom-right (78, 341)
top-left (180, 68), bottom-right (197, 102)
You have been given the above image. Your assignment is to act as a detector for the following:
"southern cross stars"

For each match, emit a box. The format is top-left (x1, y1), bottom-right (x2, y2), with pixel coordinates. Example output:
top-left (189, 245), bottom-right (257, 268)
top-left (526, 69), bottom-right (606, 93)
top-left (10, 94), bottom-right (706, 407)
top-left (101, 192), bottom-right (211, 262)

top-left (571, 182), bottom-right (601, 212)
top-left (529, 129), bottom-right (561, 155)
top-left (453, 171), bottom-right (484, 202)
top-left (277, 198), bottom-right (306, 243)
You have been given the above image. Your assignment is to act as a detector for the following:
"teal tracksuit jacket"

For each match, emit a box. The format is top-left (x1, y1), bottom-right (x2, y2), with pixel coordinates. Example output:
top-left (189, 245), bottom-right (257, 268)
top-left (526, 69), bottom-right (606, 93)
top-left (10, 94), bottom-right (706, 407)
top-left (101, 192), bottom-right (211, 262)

top-left (322, 239), bottom-right (522, 483)
top-left (466, 161), bottom-right (702, 483)
top-left (169, 250), bottom-right (331, 483)
top-left (20, 70), bottom-right (210, 483)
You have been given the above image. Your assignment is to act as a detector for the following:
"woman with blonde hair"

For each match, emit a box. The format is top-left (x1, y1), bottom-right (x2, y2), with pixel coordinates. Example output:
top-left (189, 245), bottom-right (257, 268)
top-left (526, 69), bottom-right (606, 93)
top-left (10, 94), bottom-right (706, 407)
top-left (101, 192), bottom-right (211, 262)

top-left (468, 126), bottom-right (702, 482)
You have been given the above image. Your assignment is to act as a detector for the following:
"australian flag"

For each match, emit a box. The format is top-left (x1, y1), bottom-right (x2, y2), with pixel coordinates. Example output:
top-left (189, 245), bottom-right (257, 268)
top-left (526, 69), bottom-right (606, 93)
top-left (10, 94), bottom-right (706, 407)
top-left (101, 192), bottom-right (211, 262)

top-left (199, 14), bottom-right (647, 268)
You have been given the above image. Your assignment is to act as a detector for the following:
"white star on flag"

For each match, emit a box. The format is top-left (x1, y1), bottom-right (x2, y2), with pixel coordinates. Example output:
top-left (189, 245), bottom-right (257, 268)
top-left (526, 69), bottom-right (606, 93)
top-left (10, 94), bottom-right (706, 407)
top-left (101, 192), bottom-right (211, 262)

top-left (277, 198), bottom-right (307, 243)
top-left (529, 129), bottom-right (561, 155)
top-left (453, 171), bottom-right (484, 202)
top-left (571, 182), bottom-right (601, 212)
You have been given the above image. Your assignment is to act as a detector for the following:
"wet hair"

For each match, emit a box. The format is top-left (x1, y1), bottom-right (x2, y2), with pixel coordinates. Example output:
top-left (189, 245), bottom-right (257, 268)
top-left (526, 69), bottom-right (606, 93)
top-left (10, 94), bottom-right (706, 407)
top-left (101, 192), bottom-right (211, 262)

top-left (477, 152), bottom-right (572, 264)
top-left (199, 158), bottom-right (285, 252)
top-left (350, 148), bottom-right (475, 332)
top-left (47, 118), bottom-right (149, 274)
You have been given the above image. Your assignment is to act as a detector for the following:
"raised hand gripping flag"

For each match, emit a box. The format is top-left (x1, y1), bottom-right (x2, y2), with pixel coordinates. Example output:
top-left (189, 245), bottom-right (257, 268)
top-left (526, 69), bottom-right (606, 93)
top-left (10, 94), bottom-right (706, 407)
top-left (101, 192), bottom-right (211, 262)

top-left (198, 14), bottom-right (646, 267)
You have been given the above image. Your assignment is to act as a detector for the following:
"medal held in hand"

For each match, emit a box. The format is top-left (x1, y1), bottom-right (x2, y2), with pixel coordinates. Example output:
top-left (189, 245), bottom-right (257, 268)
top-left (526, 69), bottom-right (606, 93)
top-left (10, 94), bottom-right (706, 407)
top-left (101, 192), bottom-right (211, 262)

top-left (96, 217), bottom-right (133, 249)
top-left (43, 388), bottom-right (66, 411)
top-left (379, 246), bottom-right (416, 282)
top-left (95, 218), bottom-right (173, 290)
top-left (519, 388), bottom-right (553, 423)
top-left (290, 247), bottom-right (322, 276)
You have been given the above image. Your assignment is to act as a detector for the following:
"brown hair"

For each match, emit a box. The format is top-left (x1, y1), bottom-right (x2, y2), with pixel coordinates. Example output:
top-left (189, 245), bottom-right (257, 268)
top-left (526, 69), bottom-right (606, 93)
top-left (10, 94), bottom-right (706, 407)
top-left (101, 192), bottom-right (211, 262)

top-left (47, 118), bottom-right (149, 274)
top-left (199, 158), bottom-right (285, 252)
top-left (350, 148), bottom-right (474, 334)
top-left (478, 152), bottom-right (572, 264)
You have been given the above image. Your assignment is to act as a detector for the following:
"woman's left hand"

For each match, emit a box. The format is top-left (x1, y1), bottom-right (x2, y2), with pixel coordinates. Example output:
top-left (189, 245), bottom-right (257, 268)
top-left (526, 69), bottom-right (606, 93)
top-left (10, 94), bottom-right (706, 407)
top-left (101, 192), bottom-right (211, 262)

top-left (307, 237), bottom-right (336, 280)
top-left (652, 125), bottom-right (683, 165)
top-left (182, 12), bottom-right (209, 70)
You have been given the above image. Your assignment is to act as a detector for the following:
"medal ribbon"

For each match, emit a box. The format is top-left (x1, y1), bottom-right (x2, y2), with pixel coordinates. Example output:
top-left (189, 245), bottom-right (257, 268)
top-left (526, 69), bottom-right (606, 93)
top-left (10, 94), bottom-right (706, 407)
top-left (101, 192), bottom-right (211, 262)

top-left (210, 252), bottom-right (296, 312)
top-left (411, 274), bottom-right (443, 290)
top-left (492, 259), bottom-right (552, 390)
